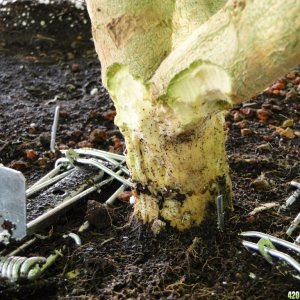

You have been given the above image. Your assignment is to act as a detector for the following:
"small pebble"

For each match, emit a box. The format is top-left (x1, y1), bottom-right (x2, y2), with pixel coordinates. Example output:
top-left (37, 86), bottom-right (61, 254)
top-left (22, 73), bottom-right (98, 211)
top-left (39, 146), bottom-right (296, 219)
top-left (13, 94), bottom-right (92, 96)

top-left (71, 63), bottom-right (80, 73)
top-left (102, 110), bottom-right (116, 121)
top-left (25, 149), bottom-right (38, 160)
top-left (112, 136), bottom-right (124, 152)
top-left (90, 88), bottom-right (98, 96)
top-left (77, 140), bottom-right (93, 148)
top-left (272, 89), bottom-right (282, 95)
top-left (58, 144), bottom-right (69, 150)
top-left (9, 160), bottom-right (28, 171)
top-left (272, 82), bottom-right (285, 90)
top-left (117, 191), bottom-right (133, 202)
top-left (59, 110), bottom-right (69, 119)
top-left (286, 72), bottom-right (296, 79)
top-left (256, 108), bottom-right (269, 122)
top-left (86, 200), bottom-right (112, 230)
top-left (89, 129), bottom-right (107, 143)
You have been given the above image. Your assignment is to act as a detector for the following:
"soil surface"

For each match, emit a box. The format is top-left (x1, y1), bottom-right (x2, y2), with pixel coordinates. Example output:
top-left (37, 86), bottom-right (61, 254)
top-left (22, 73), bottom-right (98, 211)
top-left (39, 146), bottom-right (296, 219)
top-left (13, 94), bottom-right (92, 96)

top-left (0, 2), bottom-right (300, 299)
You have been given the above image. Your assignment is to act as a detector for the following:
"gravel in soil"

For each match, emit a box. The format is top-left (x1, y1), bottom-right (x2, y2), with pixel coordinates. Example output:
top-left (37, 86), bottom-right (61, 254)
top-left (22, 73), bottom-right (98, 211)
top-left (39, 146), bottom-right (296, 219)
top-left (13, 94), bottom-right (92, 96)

top-left (0, 1), bottom-right (300, 299)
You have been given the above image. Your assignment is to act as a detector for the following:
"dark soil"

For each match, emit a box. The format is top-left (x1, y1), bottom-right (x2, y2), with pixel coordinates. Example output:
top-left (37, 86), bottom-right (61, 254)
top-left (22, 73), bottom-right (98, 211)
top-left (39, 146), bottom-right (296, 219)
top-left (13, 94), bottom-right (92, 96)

top-left (0, 1), bottom-right (300, 299)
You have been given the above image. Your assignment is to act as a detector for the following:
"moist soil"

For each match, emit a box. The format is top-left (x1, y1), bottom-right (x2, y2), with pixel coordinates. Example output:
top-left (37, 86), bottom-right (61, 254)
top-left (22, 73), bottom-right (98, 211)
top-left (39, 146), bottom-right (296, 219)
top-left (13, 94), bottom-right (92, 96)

top-left (0, 2), bottom-right (300, 299)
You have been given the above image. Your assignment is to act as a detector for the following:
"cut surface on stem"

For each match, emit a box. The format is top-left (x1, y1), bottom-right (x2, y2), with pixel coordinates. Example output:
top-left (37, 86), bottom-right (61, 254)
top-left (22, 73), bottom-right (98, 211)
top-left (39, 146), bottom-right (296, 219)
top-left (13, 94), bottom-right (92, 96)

top-left (162, 60), bottom-right (232, 125)
top-left (107, 64), bottom-right (152, 131)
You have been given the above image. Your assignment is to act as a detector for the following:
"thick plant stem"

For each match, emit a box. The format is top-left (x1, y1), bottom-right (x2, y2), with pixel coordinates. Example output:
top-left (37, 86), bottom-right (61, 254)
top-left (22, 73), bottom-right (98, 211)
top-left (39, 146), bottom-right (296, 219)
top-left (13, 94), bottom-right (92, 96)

top-left (127, 112), bottom-right (232, 230)
top-left (87, 0), bottom-right (300, 231)
top-left (86, 0), bottom-right (226, 83)
top-left (171, 0), bottom-right (227, 48)
top-left (85, 0), bottom-right (174, 83)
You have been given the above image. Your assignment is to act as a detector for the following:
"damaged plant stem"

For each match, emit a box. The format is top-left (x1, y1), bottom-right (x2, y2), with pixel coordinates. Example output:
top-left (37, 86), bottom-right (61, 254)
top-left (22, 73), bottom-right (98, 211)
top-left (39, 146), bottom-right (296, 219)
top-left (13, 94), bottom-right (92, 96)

top-left (86, 0), bottom-right (300, 230)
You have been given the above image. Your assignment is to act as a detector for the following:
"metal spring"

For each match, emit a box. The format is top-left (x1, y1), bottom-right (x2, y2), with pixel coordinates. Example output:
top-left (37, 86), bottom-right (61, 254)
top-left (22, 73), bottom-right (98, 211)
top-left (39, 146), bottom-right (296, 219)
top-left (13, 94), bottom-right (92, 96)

top-left (0, 256), bottom-right (46, 282)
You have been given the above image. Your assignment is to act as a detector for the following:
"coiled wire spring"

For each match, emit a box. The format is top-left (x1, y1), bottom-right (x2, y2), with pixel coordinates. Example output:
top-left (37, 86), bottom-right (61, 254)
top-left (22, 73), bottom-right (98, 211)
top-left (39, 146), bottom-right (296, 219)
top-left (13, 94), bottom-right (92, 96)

top-left (0, 236), bottom-right (61, 282)
top-left (0, 256), bottom-right (47, 281)
top-left (0, 232), bottom-right (82, 282)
